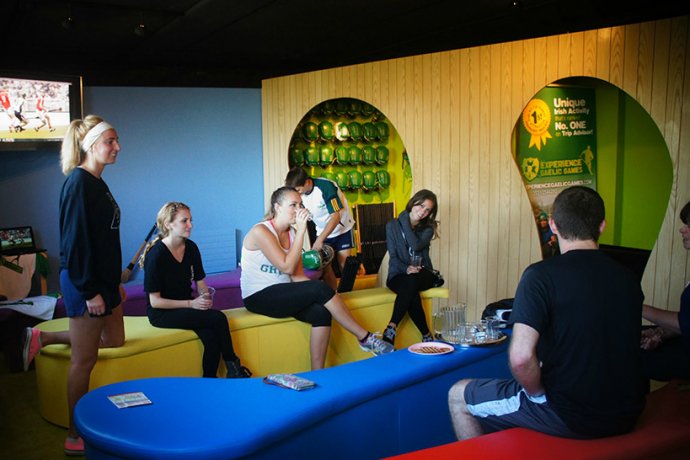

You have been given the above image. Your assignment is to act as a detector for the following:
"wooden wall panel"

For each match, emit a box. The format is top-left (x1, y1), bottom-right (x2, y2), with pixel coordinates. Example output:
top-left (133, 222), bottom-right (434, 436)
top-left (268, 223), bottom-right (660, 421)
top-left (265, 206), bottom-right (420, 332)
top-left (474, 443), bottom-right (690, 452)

top-left (261, 17), bottom-right (690, 320)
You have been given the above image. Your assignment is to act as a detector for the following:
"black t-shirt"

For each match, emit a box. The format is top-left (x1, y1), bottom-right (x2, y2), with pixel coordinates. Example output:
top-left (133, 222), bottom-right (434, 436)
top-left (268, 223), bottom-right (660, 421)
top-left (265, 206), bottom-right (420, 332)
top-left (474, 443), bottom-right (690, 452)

top-left (143, 239), bottom-right (205, 304)
top-left (511, 249), bottom-right (645, 437)
top-left (59, 168), bottom-right (122, 307)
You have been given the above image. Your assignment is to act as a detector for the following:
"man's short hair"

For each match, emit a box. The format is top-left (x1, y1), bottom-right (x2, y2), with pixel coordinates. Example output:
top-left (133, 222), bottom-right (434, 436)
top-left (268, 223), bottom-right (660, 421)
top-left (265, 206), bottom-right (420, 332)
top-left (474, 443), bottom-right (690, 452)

top-left (285, 167), bottom-right (310, 188)
top-left (552, 186), bottom-right (605, 242)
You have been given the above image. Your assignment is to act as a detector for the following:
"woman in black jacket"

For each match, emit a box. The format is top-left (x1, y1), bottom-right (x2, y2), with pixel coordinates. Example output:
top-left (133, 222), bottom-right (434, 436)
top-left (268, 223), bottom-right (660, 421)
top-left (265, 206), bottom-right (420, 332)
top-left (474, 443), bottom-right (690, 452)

top-left (382, 189), bottom-right (440, 345)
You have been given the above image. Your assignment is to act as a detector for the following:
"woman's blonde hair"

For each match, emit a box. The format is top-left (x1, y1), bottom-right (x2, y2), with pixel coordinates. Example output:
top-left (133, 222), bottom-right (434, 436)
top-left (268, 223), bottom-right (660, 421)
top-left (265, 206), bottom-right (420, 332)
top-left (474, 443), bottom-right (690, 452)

top-left (60, 114), bottom-right (105, 175)
top-left (139, 201), bottom-right (191, 269)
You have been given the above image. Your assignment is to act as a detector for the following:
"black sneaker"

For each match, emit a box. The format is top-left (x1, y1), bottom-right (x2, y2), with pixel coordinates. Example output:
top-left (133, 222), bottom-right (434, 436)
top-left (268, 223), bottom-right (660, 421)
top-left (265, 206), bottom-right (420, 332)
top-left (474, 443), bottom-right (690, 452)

top-left (226, 359), bottom-right (252, 378)
top-left (382, 325), bottom-right (396, 345)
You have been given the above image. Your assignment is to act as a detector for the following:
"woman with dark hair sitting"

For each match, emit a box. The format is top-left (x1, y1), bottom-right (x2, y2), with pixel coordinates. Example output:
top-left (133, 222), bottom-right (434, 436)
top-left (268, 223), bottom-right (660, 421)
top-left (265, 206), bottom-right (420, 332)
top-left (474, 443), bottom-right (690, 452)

top-left (382, 189), bottom-right (440, 346)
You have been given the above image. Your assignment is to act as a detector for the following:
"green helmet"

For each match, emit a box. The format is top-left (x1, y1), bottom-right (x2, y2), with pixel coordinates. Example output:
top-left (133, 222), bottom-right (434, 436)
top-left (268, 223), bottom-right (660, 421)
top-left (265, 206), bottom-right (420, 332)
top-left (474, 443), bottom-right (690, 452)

top-left (348, 145), bottom-right (362, 165)
top-left (361, 102), bottom-right (375, 118)
top-left (335, 171), bottom-right (350, 190)
top-left (375, 145), bottom-right (389, 165)
top-left (348, 121), bottom-right (362, 141)
top-left (321, 171), bottom-right (336, 182)
top-left (348, 99), bottom-right (362, 118)
top-left (375, 122), bottom-right (389, 141)
top-left (335, 99), bottom-right (349, 117)
top-left (302, 122), bottom-right (319, 142)
top-left (320, 100), bottom-right (335, 115)
top-left (289, 144), bottom-right (305, 166)
top-left (362, 146), bottom-right (376, 165)
top-left (302, 245), bottom-right (335, 270)
top-left (362, 122), bottom-right (378, 142)
top-left (334, 122), bottom-right (350, 141)
top-left (362, 170), bottom-right (378, 191)
top-left (320, 145), bottom-right (334, 167)
top-left (335, 145), bottom-right (349, 165)
top-left (319, 121), bottom-right (334, 141)
top-left (305, 145), bottom-right (320, 166)
top-left (349, 170), bottom-right (363, 190)
top-left (376, 170), bottom-right (391, 188)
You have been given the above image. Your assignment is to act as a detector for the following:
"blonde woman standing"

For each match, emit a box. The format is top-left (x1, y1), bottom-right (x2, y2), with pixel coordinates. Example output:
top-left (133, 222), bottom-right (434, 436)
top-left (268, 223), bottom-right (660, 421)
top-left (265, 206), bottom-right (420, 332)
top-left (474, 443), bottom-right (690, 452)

top-left (22, 115), bottom-right (126, 456)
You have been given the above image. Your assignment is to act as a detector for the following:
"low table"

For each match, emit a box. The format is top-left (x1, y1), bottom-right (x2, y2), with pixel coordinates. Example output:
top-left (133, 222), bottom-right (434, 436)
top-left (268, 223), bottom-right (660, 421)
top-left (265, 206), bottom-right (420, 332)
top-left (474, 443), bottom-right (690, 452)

top-left (75, 341), bottom-right (511, 459)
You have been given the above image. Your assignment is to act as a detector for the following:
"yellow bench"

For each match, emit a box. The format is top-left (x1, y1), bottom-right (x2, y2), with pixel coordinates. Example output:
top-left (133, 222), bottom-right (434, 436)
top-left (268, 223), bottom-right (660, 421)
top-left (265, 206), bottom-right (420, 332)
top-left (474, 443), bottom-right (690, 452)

top-left (35, 286), bottom-right (448, 427)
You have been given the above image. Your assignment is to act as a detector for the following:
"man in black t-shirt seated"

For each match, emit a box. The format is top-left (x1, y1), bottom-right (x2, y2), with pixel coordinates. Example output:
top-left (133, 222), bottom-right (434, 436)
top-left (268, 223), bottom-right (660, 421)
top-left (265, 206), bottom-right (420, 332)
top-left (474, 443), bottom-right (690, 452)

top-left (448, 186), bottom-right (645, 440)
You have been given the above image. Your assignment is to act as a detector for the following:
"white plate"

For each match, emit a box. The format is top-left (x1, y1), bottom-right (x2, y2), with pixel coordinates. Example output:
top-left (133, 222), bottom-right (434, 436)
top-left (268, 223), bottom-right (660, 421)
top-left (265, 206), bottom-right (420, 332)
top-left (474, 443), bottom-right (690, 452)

top-left (407, 341), bottom-right (454, 355)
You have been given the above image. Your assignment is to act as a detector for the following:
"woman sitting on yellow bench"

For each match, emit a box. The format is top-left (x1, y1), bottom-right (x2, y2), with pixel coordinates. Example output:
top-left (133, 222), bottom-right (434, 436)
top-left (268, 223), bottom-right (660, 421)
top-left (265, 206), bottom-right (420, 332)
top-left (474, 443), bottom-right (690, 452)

top-left (141, 201), bottom-right (250, 379)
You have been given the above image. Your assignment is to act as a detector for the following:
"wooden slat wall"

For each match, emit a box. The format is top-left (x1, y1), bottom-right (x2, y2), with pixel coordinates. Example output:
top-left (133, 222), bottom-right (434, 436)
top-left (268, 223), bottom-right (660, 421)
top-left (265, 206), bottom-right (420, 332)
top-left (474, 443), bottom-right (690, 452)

top-left (261, 17), bottom-right (690, 321)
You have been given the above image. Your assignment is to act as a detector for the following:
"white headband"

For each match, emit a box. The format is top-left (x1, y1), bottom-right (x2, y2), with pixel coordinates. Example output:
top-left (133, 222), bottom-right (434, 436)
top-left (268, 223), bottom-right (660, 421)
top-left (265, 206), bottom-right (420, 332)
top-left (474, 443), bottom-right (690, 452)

top-left (81, 122), bottom-right (114, 152)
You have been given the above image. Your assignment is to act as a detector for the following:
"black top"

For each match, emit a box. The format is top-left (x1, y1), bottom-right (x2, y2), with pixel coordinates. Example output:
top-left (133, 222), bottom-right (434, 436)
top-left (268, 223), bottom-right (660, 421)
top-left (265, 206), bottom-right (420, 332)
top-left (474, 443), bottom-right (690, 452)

top-left (385, 210), bottom-right (434, 282)
top-left (144, 239), bottom-right (205, 304)
top-left (511, 249), bottom-right (645, 437)
top-left (59, 168), bottom-right (121, 307)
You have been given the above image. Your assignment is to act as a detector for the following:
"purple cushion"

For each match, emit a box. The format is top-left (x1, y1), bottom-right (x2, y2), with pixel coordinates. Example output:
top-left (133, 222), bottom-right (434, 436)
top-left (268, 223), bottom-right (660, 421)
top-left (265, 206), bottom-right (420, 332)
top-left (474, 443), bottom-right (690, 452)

top-left (53, 269), bottom-right (244, 318)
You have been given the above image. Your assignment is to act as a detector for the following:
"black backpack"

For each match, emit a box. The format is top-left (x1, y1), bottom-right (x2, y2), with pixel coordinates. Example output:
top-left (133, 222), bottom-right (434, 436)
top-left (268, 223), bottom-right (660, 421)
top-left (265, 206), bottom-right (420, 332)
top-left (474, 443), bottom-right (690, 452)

top-left (481, 298), bottom-right (514, 322)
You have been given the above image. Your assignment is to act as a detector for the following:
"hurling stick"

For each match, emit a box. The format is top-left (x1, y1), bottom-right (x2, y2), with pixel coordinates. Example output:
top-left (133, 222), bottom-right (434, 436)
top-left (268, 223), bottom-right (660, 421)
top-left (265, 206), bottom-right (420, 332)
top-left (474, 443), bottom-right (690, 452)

top-left (120, 224), bottom-right (157, 283)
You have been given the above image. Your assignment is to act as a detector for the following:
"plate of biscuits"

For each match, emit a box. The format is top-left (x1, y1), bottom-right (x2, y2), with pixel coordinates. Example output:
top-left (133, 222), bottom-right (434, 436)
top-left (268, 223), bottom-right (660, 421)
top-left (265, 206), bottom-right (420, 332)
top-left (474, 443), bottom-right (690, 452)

top-left (407, 341), bottom-right (454, 355)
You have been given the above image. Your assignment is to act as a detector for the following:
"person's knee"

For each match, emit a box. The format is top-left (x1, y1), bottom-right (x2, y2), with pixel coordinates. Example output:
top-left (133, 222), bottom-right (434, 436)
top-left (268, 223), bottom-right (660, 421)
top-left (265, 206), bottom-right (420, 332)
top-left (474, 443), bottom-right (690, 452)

top-left (101, 335), bottom-right (125, 348)
top-left (449, 379), bottom-right (471, 407)
top-left (70, 353), bottom-right (98, 372)
top-left (312, 307), bottom-right (332, 327)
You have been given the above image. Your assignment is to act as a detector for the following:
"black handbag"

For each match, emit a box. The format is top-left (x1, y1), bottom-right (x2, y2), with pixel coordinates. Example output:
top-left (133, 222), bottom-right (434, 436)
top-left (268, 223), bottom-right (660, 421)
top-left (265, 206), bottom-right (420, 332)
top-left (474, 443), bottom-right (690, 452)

top-left (422, 266), bottom-right (445, 287)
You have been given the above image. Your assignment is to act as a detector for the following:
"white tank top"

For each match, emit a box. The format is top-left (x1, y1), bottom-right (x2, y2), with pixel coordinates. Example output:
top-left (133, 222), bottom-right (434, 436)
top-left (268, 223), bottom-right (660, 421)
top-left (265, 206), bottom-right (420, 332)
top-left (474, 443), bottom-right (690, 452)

top-left (240, 221), bottom-right (293, 298)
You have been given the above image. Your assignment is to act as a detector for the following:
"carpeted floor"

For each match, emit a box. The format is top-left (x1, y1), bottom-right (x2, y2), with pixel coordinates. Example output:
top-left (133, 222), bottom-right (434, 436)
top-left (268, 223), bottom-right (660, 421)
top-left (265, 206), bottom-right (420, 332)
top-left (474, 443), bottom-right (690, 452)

top-left (0, 355), bottom-right (68, 459)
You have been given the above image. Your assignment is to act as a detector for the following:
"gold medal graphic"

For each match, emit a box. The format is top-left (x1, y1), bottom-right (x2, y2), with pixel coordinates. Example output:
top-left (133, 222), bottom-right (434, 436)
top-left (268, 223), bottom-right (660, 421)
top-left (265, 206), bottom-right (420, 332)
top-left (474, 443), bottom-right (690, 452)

top-left (523, 99), bottom-right (552, 151)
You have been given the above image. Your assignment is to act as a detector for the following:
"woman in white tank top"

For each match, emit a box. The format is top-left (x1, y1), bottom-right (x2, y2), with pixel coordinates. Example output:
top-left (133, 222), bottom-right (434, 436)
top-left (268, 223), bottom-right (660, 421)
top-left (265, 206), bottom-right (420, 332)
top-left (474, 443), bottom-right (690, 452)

top-left (240, 186), bottom-right (393, 369)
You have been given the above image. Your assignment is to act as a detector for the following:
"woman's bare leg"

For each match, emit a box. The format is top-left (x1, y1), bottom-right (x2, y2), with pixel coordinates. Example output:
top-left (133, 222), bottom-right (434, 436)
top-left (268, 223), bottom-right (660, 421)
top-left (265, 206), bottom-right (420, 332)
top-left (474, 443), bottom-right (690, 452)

top-left (66, 313), bottom-right (105, 438)
top-left (310, 326), bottom-right (331, 370)
top-left (323, 294), bottom-right (368, 341)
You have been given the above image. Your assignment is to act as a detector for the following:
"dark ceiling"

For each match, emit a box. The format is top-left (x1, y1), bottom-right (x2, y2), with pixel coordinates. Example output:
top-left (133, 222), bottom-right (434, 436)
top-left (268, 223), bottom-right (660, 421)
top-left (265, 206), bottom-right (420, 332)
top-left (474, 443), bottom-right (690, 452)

top-left (5, 0), bottom-right (690, 88)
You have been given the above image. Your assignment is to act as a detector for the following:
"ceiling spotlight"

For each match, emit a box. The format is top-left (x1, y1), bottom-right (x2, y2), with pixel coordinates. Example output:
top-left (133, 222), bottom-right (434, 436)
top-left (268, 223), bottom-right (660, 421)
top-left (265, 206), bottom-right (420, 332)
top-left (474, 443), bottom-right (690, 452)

top-left (134, 23), bottom-right (146, 37)
top-left (511, 0), bottom-right (522, 7)
top-left (134, 12), bottom-right (146, 37)
top-left (61, 16), bottom-right (75, 30)
top-left (61, 4), bottom-right (75, 30)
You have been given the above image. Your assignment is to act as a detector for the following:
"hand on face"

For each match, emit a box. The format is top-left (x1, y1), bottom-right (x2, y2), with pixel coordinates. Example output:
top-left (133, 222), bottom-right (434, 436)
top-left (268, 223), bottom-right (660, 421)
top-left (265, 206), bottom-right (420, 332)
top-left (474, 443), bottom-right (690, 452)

top-left (295, 207), bottom-right (310, 232)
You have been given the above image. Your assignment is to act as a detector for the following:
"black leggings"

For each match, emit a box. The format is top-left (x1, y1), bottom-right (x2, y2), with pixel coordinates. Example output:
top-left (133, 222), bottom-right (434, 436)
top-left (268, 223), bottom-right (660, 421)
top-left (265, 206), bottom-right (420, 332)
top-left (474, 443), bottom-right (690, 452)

top-left (243, 280), bottom-right (333, 327)
top-left (386, 270), bottom-right (435, 335)
top-left (148, 307), bottom-right (237, 378)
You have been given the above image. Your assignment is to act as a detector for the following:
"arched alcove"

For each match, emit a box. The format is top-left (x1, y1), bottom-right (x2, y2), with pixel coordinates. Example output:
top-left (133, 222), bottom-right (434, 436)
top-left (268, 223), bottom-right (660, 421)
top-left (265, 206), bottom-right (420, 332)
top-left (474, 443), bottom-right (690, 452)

top-left (287, 97), bottom-right (412, 274)
top-left (512, 77), bottom-right (673, 275)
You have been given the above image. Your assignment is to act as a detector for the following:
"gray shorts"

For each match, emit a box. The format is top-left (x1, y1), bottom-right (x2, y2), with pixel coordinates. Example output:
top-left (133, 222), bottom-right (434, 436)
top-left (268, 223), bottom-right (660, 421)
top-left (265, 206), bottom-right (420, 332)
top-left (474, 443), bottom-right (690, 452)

top-left (464, 378), bottom-right (586, 439)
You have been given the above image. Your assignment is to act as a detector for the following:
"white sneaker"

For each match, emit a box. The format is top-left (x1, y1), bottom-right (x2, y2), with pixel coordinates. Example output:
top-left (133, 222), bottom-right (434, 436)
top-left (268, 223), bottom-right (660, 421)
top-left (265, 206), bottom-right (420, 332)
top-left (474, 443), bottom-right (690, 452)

top-left (359, 332), bottom-right (395, 355)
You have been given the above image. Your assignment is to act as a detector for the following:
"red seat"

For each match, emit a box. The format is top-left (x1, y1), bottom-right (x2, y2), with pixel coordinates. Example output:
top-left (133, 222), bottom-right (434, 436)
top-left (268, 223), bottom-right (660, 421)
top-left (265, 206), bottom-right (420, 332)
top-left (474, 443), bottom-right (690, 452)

top-left (387, 380), bottom-right (690, 460)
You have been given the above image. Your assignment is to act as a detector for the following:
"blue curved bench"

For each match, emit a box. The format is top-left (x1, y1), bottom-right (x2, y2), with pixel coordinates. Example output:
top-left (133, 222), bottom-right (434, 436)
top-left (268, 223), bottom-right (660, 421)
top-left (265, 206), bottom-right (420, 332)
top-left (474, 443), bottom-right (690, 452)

top-left (75, 342), bottom-right (511, 459)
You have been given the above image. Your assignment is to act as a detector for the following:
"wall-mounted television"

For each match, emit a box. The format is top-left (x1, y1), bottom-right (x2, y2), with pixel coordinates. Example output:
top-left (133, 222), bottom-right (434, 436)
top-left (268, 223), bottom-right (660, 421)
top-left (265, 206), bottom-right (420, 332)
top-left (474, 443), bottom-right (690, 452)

top-left (0, 70), bottom-right (82, 151)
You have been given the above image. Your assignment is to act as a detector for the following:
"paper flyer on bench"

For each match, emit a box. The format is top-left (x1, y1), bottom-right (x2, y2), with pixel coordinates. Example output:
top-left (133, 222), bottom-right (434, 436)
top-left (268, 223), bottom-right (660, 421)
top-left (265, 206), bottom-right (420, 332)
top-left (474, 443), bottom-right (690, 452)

top-left (107, 392), bottom-right (152, 409)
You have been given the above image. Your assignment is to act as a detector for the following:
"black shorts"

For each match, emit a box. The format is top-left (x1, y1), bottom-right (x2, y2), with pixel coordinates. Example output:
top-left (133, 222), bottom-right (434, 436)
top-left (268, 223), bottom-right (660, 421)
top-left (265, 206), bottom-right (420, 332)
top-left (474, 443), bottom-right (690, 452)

top-left (464, 378), bottom-right (586, 439)
top-left (325, 229), bottom-right (354, 251)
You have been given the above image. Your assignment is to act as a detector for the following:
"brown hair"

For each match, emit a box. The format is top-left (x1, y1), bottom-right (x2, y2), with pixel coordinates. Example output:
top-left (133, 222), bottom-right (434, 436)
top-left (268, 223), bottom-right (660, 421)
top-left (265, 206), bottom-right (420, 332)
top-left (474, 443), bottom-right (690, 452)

top-left (140, 202), bottom-right (191, 268)
top-left (405, 189), bottom-right (439, 239)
